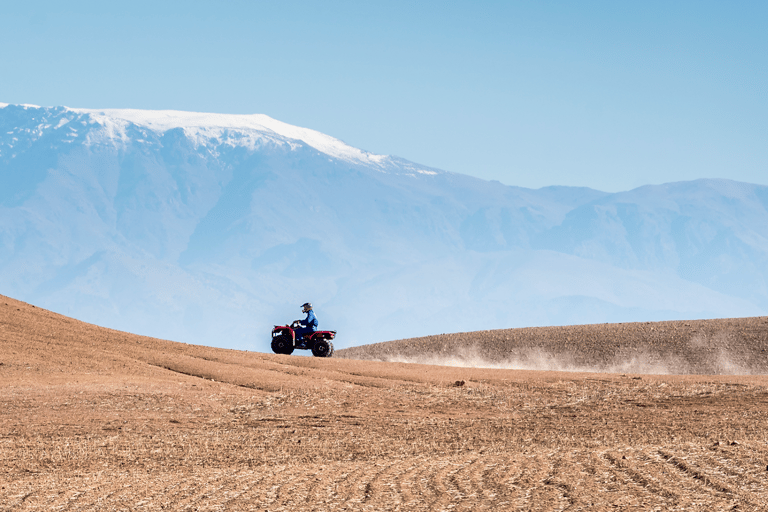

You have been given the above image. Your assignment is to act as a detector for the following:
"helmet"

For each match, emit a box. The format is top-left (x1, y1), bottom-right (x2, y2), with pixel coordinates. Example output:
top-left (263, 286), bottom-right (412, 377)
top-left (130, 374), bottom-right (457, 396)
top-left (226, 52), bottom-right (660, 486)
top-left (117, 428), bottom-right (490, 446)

top-left (301, 302), bottom-right (312, 313)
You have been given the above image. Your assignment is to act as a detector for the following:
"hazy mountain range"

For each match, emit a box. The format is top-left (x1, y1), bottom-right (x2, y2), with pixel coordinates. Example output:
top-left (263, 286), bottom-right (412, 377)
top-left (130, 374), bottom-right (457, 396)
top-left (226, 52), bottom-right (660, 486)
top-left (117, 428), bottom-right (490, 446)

top-left (1, 103), bottom-right (766, 350)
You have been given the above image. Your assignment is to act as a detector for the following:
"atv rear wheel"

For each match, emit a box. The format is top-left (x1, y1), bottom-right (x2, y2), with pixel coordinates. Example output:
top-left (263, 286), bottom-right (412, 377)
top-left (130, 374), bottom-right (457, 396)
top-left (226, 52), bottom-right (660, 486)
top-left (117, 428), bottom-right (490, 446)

top-left (311, 338), bottom-right (333, 358)
top-left (271, 334), bottom-right (294, 355)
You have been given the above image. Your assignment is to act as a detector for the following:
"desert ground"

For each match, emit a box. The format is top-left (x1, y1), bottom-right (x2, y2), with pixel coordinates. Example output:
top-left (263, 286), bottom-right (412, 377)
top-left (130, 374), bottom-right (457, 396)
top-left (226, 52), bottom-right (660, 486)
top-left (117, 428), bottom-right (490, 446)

top-left (2, 295), bottom-right (768, 511)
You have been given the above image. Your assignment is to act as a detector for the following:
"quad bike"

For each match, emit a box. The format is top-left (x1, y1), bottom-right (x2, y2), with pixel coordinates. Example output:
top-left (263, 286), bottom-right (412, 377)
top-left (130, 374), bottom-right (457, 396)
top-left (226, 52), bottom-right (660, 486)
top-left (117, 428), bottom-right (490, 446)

top-left (271, 320), bottom-right (335, 357)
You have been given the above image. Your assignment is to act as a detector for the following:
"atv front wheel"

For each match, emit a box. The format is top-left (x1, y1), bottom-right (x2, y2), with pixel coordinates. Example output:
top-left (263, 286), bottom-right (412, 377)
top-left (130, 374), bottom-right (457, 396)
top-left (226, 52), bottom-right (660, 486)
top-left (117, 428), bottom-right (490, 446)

top-left (311, 338), bottom-right (334, 358)
top-left (271, 335), bottom-right (294, 355)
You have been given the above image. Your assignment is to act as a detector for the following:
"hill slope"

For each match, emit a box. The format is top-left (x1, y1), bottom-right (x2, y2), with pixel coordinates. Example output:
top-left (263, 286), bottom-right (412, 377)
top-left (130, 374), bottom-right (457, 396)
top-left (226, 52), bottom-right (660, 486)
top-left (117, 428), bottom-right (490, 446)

top-left (3, 296), bottom-right (768, 510)
top-left (337, 316), bottom-right (768, 374)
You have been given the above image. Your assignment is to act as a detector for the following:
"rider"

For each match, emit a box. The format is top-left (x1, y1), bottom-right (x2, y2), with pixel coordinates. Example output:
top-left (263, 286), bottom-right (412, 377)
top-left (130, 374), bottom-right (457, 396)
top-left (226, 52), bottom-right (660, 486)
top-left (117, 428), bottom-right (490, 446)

top-left (294, 302), bottom-right (318, 343)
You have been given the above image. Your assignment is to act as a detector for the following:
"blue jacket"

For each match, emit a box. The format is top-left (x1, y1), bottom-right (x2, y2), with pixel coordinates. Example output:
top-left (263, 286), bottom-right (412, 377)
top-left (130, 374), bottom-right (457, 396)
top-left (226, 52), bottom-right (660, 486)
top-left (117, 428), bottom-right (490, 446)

top-left (300, 309), bottom-right (318, 331)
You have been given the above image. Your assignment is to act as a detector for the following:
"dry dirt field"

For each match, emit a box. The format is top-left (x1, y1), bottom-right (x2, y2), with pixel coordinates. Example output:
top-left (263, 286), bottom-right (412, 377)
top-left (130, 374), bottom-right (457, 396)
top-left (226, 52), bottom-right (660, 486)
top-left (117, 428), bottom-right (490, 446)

top-left (2, 294), bottom-right (768, 511)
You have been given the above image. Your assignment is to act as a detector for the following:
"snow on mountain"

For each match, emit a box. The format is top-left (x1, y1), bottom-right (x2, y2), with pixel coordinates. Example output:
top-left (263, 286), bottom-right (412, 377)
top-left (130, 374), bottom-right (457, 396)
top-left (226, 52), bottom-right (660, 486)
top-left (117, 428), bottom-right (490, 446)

top-left (69, 107), bottom-right (395, 169)
top-left (1, 103), bottom-right (766, 350)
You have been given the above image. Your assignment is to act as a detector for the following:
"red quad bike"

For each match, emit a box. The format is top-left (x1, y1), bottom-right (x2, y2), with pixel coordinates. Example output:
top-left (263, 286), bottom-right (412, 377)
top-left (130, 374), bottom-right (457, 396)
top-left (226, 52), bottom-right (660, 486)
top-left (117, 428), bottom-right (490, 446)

top-left (271, 320), bottom-right (335, 357)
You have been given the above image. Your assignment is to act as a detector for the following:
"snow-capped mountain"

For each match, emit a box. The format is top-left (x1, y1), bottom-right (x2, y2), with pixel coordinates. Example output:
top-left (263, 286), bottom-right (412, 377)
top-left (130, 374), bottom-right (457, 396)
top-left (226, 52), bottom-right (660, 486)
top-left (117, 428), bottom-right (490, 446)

top-left (1, 103), bottom-right (766, 350)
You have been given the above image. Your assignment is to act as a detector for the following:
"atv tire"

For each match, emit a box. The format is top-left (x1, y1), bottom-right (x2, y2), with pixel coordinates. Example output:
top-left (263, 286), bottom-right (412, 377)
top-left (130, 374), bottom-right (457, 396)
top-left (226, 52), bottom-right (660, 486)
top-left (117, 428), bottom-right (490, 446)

top-left (271, 334), bottom-right (294, 355)
top-left (311, 338), bottom-right (334, 358)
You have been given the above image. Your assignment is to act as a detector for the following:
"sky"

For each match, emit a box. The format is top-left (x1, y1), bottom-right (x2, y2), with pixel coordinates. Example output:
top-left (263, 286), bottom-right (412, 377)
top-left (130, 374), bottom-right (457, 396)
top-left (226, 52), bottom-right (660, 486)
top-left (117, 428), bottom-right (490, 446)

top-left (1, 0), bottom-right (766, 192)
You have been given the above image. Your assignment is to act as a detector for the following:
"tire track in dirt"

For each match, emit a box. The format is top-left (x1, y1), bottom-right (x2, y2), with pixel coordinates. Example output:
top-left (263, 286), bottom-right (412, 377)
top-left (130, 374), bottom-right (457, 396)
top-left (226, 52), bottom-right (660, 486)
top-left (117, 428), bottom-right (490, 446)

top-left (509, 454), bottom-right (547, 510)
top-left (188, 470), bottom-right (263, 510)
top-left (299, 463), bottom-right (335, 509)
top-left (403, 460), bottom-right (445, 510)
top-left (356, 460), bottom-right (390, 508)
top-left (392, 458), bottom-right (425, 509)
top-left (93, 482), bottom-right (140, 512)
top-left (512, 453), bottom-right (564, 511)
top-left (631, 450), bottom-right (709, 509)
top-left (696, 451), bottom-right (765, 496)
top-left (146, 474), bottom-right (211, 510)
top-left (30, 479), bottom-right (93, 512)
top-left (658, 449), bottom-right (739, 494)
top-left (376, 456), bottom-right (505, 511)
top-left (313, 462), bottom-right (370, 509)
top-left (454, 456), bottom-right (508, 510)
top-left (13, 471), bottom-right (289, 511)
top-left (359, 459), bottom-right (413, 509)
top-left (479, 458), bottom-right (523, 508)
top-left (307, 462), bottom-right (373, 511)
top-left (286, 462), bottom-right (372, 510)
top-left (264, 464), bottom-right (317, 509)
top-left (425, 459), bottom-right (469, 511)
top-left (226, 464), bottom-right (295, 510)
top-left (601, 450), bottom-right (678, 506)
top-left (217, 469), bottom-right (277, 510)
top-left (468, 458), bottom-right (494, 507)
top-left (165, 476), bottom-right (223, 510)
top-left (282, 471), bottom-right (323, 510)
top-left (63, 478), bottom-right (142, 512)
top-left (452, 457), bottom-right (481, 506)
top-left (0, 481), bottom-right (43, 512)
top-left (553, 451), bottom-right (603, 510)
top-left (55, 480), bottom-right (121, 512)
top-left (653, 449), bottom-right (745, 509)
top-left (206, 468), bottom-right (282, 510)
top-left (436, 458), bottom-right (473, 511)
top-left (726, 443), bottom-right (768, 498)
top-left (574, 452), bottom-right (616, 508)
top-left (308, 462), bottom-right (366, 511)
top-left (663, 447), bottom-right (767, 508)
top-left (543, 455), bottom-right (576, 511)
top-left (338, 460), bottom-right (394, 510)
top-left (145, 478), bottom-right (205, 511)
top-left (78, 471), bottom-right (208, 511)
top-left (31, 483), bottom-right (75, 512)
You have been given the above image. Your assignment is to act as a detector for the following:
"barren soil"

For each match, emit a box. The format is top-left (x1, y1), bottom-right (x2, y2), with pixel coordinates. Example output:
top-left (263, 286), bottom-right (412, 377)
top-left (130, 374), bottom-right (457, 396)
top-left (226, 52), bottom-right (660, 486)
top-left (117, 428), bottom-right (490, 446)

top-left (2, 295), bottom-right (768, 511)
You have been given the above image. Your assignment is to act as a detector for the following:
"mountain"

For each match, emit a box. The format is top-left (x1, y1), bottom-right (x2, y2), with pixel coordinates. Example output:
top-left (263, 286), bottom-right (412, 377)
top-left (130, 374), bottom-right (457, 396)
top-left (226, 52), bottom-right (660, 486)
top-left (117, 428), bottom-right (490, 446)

top-left (1, 103), bottom-right (766, 350)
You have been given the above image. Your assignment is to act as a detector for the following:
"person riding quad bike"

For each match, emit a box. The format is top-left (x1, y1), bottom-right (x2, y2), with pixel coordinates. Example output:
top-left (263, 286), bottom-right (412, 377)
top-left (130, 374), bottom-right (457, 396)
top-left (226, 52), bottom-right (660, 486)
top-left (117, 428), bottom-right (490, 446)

top-left (293, 302), bottom-right (318, 343)
top-left (271, 302), bottom-right (335, 357)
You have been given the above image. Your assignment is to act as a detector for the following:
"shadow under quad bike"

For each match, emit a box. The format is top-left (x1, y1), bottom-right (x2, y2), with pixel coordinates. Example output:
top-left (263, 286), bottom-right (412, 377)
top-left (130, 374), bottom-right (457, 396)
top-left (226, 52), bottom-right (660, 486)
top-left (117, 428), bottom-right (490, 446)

top-left (271, 320), bottom-right (335, 357)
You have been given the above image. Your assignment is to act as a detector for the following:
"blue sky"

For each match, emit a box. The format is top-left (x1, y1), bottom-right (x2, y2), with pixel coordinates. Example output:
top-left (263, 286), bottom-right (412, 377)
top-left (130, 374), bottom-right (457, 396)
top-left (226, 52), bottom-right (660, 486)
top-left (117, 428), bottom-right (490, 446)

top-left (2, 0), bottom-right (766, 192)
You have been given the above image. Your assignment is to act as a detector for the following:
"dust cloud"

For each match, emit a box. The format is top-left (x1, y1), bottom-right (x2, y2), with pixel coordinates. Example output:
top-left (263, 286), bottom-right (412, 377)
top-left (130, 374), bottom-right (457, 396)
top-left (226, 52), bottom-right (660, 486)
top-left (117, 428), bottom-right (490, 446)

top-left (382, 346), bottom-right (685, 375)
top-left (382, 345), bottom-right (758, 375)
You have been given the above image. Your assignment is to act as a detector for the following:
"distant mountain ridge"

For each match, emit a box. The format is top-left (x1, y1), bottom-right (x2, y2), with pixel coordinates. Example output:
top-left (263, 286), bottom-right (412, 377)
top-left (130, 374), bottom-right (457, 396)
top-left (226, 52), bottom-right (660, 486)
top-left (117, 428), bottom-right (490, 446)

top-left (1, 103), bottom-right (766, 350)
